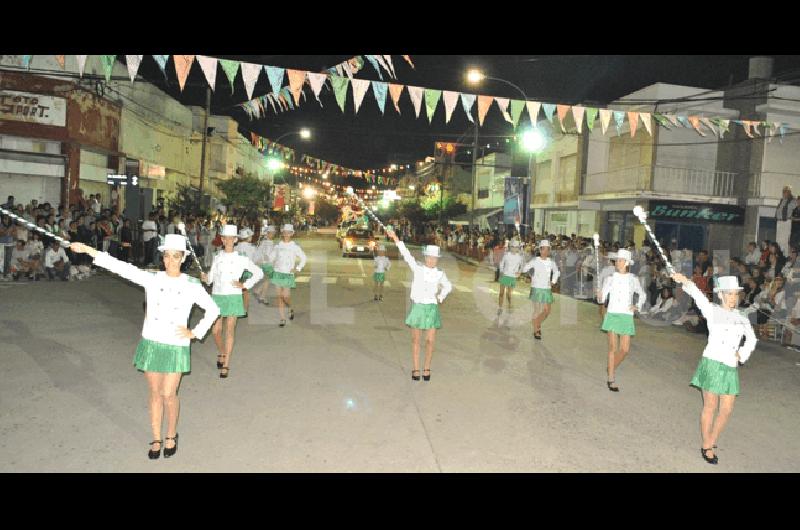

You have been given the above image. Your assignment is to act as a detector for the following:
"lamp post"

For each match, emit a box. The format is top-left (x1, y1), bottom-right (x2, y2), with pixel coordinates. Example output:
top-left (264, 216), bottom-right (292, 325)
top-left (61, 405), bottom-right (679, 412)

top-left (519, 128), bottom-right (547, 238)
top-left (466, 69), bottom-right (530, 237)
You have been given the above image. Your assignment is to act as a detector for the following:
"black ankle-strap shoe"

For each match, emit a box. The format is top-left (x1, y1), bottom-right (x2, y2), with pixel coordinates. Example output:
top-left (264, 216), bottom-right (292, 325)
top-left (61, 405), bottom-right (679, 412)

top-left (148, 440), bottom-right (162, 460)
top-left (164, 434), bottom-right (179, 458)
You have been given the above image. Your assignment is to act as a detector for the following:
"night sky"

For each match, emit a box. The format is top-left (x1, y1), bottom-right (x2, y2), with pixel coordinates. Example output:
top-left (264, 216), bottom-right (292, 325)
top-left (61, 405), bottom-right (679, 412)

top-left (131, 55), bottom-right (800, 169)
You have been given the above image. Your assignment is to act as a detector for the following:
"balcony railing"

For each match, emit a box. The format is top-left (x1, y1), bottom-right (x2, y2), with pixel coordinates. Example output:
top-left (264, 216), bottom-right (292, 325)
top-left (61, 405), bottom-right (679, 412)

top-left (749, 172), bottom-right (800, 201)
top-left (583, 165), bottom-right (736, 198)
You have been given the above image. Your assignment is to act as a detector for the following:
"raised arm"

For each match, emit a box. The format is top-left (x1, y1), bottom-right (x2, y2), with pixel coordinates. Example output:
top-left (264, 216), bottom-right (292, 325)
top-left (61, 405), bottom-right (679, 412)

top-left (190, 283), bottom-right (220, 340)
top-left (70, 242), bottom-right (152, 287)
top-left (671, 273), bottom-right (713, 319)
top-left (387, 229), bottom-right (417, 272)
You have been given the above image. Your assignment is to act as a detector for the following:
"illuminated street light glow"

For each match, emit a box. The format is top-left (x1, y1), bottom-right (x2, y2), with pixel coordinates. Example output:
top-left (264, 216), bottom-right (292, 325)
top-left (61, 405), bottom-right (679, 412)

top-left (303, 187), bottom-right (316, 199)
top-left (299, 128), bottom-right (311, 139)
top-left (520, 128), bottom-right (547, 153)
top-left (266, 158), bottom-right (283, 171)
top-left (466, 68), bottom-right (485, 84)
top-left (409, 184), bottom-right (415, 190)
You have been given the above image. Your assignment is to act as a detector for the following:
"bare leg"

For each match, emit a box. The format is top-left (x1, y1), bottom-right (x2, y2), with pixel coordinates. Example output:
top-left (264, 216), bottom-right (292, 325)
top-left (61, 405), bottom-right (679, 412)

top-left (212, 319), bottom-right (224, 356)
top-left (506, 286), bottom-right (513, 309)
top-left (700, 391), bottom-right (719, 457)
top-left (223, 317), bottom-right (236, 367)
top-left (411, 328), bottom-right (421, 372)
top-left (277, 287), bottom-right (286, 320)
top-left (709, 394), bottom-right (736, 450)
top-left (145, 372), bottom-right (164, 451)
top-left (242, 289), bottom-right (249, 313)
top-left (534, 303), bottom-right (552, 331)
top-left (423, 329), bottom-right (436, 372)
top-left (498, 286), bottom-right (505, 309)
top-left (607, 332), bottom-right (619, 382)
top-left (613, 335), bottom-right (631, 369)
top-left (161, 373), bottom-right (182, 448)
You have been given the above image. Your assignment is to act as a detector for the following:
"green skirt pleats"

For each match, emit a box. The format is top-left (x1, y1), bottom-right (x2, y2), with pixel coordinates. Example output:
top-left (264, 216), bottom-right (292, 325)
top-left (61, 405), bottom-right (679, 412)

top-left (691, 357), bottom-right (740, 396)
top-left (529, 287), bottom-right (554, 303)
top-left (271, 271), bottom-right (296, 288)
top-left (212, 293), bottom-right (246, 317)
top-left (601, 312), bottom-right (636, 336)
top-left (260, 264), bottom-right (274, 278)
top-left (500, 275), bottom-right (517, 288)
top-left (373, 272), bottom-right (385, 283)
top-left (134, 338), bottom-right (190, 373)
top-left (405, 303), bottom-right (442, 329)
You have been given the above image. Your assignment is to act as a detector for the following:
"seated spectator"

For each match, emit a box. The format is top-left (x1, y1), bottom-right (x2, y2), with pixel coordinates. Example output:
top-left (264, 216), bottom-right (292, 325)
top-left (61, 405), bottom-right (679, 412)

top-left (692, 264), bottom-right (710, 296)
top-left (45, 240), bottom-right (70, 281)
top-left (10, 240), bottom-right (37, 281)
top-left (647, 287), bottom-right (675, 320)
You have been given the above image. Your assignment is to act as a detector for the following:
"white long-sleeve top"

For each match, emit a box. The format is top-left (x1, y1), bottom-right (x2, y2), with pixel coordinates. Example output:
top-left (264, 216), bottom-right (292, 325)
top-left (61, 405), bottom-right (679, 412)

top-left (522, 257), bottom-right (560, 289)
top-left (601, 272), bottom-right (646, 315)
top-left (373, 255), bottom-right (391, 273)
top-left (44, 247), bottom-right (69, 268)
top-left (204, 250), bottom-right (263, 295)
top-left (396, 241), bottom-right (452, 304)
top-left (269, 240), bottom-right (307, 274)
top-left (237, 241), bottom-right (258, 263)
top-left (597, 265), bottom-right (616, 293)
top-left (682, 281), bottom-right (757, 367)
top-left (255, 240), bottom-right (275, 266)
top-left (499, 252), bottom-right (524, 278)
top-left (94, 252), bottom-right (220, 346)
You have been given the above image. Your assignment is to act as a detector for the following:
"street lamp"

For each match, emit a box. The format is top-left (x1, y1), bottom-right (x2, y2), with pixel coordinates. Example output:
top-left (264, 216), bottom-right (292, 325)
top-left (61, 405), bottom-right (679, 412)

top-left (518, 127), bottom-right (548, 237)
top-left (275, 129), bottom-right (312, 143)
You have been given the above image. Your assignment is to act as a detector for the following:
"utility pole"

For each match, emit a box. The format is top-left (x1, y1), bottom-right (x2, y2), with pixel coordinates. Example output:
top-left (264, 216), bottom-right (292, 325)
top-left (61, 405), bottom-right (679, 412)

top-left (198, 86), bottom-right (211, 214)
top-left (469, 119), bottom-right (479, 235)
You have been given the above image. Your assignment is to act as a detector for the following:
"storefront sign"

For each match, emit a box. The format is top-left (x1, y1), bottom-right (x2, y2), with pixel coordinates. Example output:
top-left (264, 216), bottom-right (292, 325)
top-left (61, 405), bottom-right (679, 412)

top-left (649, 200), bottom-right (744, 225)
top-left (0, 90), bottom-right (67, 127)
top-left (106, 174), bottom-right (138, 186)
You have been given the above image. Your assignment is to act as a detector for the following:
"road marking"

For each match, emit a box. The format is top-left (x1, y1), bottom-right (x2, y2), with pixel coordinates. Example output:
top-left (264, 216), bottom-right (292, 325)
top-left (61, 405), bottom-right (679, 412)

top-left (323, 277), bottom-right (337, 284)
top-left (383, 281), bottom-right (391, 287)
top-left (349, 278), bottom-right (364, 286)
top-left (295, 276), bottom-right (310, 283)
top-left (358, 259), bottom-right (365, 277)
top-left (478, 286), bottom-right (494, 294)
top-left (454, 285), bottom-right (472, 293)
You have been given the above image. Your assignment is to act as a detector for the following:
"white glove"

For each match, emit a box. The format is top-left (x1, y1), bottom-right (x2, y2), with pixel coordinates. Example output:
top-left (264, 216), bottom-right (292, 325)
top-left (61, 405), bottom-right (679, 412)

top-left (296, 266), bottom-right (302, 272)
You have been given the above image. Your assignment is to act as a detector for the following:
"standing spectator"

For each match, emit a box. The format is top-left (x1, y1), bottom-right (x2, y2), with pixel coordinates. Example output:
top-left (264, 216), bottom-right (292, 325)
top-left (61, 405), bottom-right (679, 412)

top-left (45, 240), bottom-right (70, 281)
top-left (141, 213), bottom-right (159, 266)
top-left (775, 186), bottom-right (797, 255)
top-left (120, 219), bottom-right (133, 262)
top-left (92, 193), bottom-right (102, 216)
top-left (3, 195), bottom-right (15, 210)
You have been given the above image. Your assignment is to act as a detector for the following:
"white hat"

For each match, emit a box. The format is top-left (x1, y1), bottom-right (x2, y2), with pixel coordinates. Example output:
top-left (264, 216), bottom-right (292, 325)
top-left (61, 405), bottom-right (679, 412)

top-left (608, 252), bottom-right (617, 260)
top-left (221, 224), bottom-right (238, 238)
top-left (616, 249), bottom-right (634, 264)
top-left (539, 240), bottom-right (551, 248)
top-left (423, 245), bottom-right (441, 257)
top-left (238, 228), bottom-right (253, 239)
top-left (713, 276), bottom-right (743, 293)
top-left (265, 225), bottom-right (276, 232)
top-left (158, 234), bottom-right (188, 253)
top-left (281, 224), bottom-right (295, 233)
top-left (377, 245), bottom-right (386, 252)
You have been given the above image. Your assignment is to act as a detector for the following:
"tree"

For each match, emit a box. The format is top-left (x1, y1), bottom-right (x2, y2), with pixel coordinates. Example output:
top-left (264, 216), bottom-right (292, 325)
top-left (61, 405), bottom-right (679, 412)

top-left (217, 174), bottom-right (272, 224)
top-left (166, 184), bottom-right (203, 217)
top-left (314, 197), bottom-right (340, 224)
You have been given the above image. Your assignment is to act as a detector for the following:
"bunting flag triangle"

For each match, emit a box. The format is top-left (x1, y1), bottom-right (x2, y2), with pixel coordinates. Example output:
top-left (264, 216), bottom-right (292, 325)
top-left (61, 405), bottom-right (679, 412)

top-left (152, 55), bottom-right (169, 77)
top-left (330, 75), bottom-right (350, 113)
top-left (627, 111), bottom-right (639, 137)
top-left (556, 105), bottom-right (570, 132)
top-left (613, 111), bottom-right (625, 135)
top-left (407, 86), bottom-right (424, 118)
top-left (461, 94), bottom-right (476, 123)
top-left (442, 90), bottom-right (460, 123)
top-left (495, 97), bottom-right (513, 124)
top-left (100, 55), bottom-right (116, 82)
top-left (572, 106), bottom-right (586, 134)
top-left (351, 78), bottom-right (371, 113)
top-left (374, 55), bottom-right (391, 78)
top-left (125, 55), bottom-right (143, 83)
top-left (665, 114), bottom-right (680, 128)
top-left (342, 61), bottom-right (354, 80)
top-left (286, 69), bottom-right (307, 106)
top-left (687, 116), bottom-right (707, 137)
top-left (219, 59), bottom-right (240, 91)
top-left (240, 63), bottom-right (262, 101)
top-left (599, 109), bottom-right (612, 135)
top-left (510, 100), bottom-right (525, 129)
top-left (280, 88), bottom-right (295, 110)
top-left (585, 107), bottom-right (598, 132)
top-left (382, 55), bottom-right (397, 78)
top-left (700, 117), bottom-right (716, 137)
top-left (542, 103), bottom-right (556, 124)
top-left (364, 55), bottom-right (384, 80)
top-left (372, 81), bottom-right (388, 114)
top-left (477, 95), bottom-right (494, 126)
top-left (751, 121), bottom-right (762, 136)
top-left (772, 121), bottom-right (782, 142)
top-left (424, 89), bottom-right (442, 123)
top-left (196, 56), bottom-right (218, 91)
top-left (653, 113), bottom-right (671, 129)
top-left (173, 55), bottom-right (195, 92)
top-left (21, 55), bottom-right (32, 69)
top-left (402, 55), bottom-right (415, 69)
top-left (307, 73), bottom-right (327, 104)
top-left (264, 66), bottom-right (285, 97)
top-left (526, 101), bottom-right (541, 126)
top-left (55, 55), bottom-right (65, 69)
top-left (676, 116), bottom-right (691, 129)
top-left (388, 84), bottom-right (404, 114)
top-left (779, 124), bottom-right (787, 142)
top-left (640, 112), bottom-right (653, 136)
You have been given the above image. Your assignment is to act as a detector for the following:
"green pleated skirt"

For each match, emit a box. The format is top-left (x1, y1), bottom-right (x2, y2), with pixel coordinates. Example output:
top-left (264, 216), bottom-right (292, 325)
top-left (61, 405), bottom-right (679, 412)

top-left (134, 338), bottom-right (190, 373)
top-left (602, 312), bottom-right (636, 336)
top-left (529, 287), bottom-right (554, 303)
top-left (260, 264), bottom-right (274, 278)
top-left (373, 272), bottom-right (385, 283)
top-left (271, 271), bottom-right (296, 288)
top-left (500, 275), bottom-right (517, 288)
top-left (691, 357), bottom-right (739, 396)
top-left (405, 302), bottom-right (442, 329)
top-left (212, 293), bottom-right (246, 317)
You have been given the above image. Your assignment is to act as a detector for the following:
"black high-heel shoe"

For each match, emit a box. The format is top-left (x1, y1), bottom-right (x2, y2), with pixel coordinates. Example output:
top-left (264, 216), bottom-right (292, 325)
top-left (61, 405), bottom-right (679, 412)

top-left (607, 380), bottom-right (619, 392)
top-left (279, 319), bottom-right (286, 328)
top-left (411, 370), bottom-right (420, 381)
top-left (422, 369), bottom-right (431, 382)
top-left (289, 308), bottom-right (295, 320)
top-left (164, 434), bottom-right (179, 458)
top-left (216, 355), bottom-right (224, 369)
top-left (220, 367), bottom-right (230, 379)
top-left (701, 448), bottom-right (718, 465)
top-left (148, 440), bottom-right (162, 460)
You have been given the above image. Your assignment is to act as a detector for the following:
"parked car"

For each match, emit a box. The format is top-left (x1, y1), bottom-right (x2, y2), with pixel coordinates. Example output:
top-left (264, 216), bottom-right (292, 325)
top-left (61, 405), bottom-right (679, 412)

top-left (336, 220), bottom-right (357, 247)
top-left (342, 228), bottom-right (376, 258)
